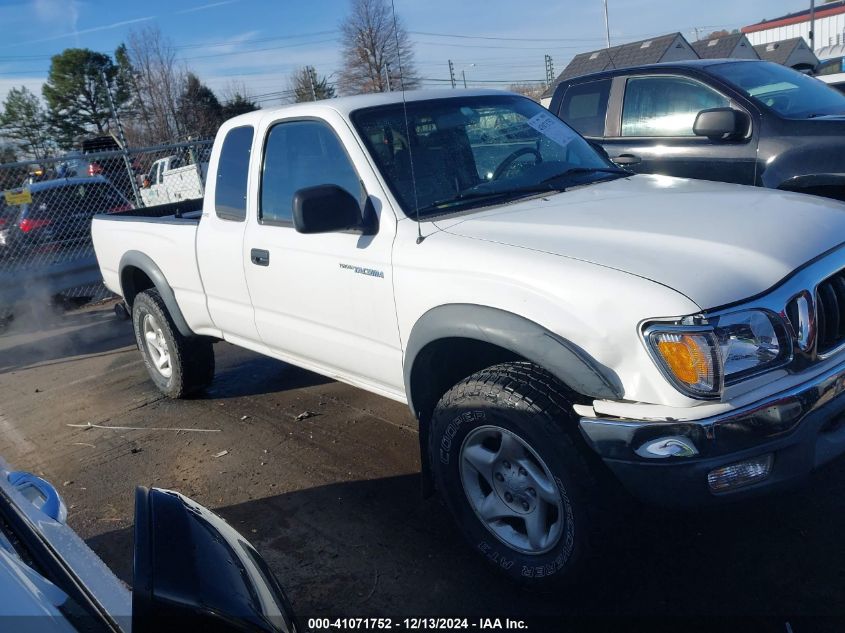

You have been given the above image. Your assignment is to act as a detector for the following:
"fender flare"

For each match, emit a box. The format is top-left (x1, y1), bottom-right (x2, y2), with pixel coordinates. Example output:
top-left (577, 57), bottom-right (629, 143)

top-left (403, 304), bottom-right (622, 417)
top-left (118, 250), bottom-right (193, 337)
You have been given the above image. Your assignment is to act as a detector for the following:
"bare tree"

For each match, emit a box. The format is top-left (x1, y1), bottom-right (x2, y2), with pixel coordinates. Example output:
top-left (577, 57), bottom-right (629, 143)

top-left (338, 0), bottom-right (418, 95)
top-left (507, 83), bottom-right (546, 103)
top-left (123, 25), bottom-right (186, 144)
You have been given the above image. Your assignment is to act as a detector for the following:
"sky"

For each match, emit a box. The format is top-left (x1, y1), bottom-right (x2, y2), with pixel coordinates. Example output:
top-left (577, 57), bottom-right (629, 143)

top-left (0, 0), bottom-right (804, 105)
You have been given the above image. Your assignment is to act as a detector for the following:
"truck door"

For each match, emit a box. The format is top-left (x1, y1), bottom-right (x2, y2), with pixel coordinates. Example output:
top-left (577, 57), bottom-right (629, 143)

top-left (242, 114), bottom-right (403, 396)
top-left (599, 74), bottom-right (758, 185)
top-left (196, 124), bottom-right (262, 345)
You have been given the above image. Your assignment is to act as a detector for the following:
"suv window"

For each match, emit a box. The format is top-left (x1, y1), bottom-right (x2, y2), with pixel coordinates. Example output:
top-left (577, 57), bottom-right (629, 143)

top-left (215, 126), bottom-right (254, 221)
top-left (621, 75), bottom-right (729, 137)
top-left (260, 120), bottom-right (362, 225)
top-left (558, 78), bottom-right (612, 137)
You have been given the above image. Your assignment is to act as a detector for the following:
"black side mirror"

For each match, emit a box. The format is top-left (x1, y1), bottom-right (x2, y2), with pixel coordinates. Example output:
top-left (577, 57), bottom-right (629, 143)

top-left (292, 184), bottom-right (370, 234)
top-left (693, 108), bottom-right (750, 141)
top-left (133, 487), bottom-right (298, 633)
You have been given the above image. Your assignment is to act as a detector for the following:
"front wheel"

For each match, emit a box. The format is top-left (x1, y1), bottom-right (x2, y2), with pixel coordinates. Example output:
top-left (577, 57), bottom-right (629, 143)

top-left (132, 289), bottom-right (214, 398)
top-left (430, 362), bottom-right (598, 585)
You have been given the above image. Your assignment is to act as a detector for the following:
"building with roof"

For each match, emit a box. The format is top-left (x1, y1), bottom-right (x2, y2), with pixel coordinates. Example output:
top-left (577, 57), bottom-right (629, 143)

top-left (691, 33), bottom-right (759, 60)
top-left (753, 37), bottom-right (820, 71)
top-left (543, 33), bottom-right (697, 98)
top-left (742, 1), bottom-right (845, 70)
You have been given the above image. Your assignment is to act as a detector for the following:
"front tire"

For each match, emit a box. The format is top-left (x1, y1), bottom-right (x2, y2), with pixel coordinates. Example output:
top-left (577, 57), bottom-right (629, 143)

top-left (131, 289), bottom-right (214, 398)
top-left (430, 362), bottom-right (598, 585)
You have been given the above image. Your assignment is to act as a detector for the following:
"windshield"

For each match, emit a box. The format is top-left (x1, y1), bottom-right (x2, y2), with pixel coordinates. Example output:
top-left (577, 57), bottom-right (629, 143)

top-left (709, 61), bottom-right (845, 118)
top-left (351, 95), bottom-right (621, 217)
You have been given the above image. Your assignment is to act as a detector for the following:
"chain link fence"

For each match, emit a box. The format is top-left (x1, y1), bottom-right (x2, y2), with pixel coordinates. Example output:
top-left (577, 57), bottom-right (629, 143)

top-left (0, 139), bottom-right (212, 324)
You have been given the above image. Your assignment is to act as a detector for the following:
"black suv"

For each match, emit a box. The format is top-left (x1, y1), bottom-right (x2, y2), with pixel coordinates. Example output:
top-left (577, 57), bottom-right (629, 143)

top-left (549, 59), bottom-right (845, 200)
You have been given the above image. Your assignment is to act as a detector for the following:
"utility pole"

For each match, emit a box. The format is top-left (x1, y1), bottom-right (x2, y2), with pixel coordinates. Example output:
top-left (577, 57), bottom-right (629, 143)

top-left (100, 69), bottom-right (142, 208)
top-left (462, 69), bottom-right (467, 89)
top-left (384, 62), bottom-right (392, 91)
top-left (809, 0), bottom-right (816, 51)
top-left (544, 54), bottom-right (555, 85)
top-left (448, 59), bottom-right (456, 88)
top-left (603, 0), bottom-right (611, 49)
top-left (307, 66), bottom-right (317, 101)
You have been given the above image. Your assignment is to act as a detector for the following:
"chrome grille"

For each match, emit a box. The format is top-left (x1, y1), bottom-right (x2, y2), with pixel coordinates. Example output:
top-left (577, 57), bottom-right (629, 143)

top-left (815, 271), bottom-right (845, 354)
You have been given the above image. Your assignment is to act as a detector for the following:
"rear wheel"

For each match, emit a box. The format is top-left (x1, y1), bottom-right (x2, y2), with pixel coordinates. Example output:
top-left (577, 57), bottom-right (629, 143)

top-left (131, 289), bottom-right (214, 398)
top-left (430, 362), bottom-right (599, 585)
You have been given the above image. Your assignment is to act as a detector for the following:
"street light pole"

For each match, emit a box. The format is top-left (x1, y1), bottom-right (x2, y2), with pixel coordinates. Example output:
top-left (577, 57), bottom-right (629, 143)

top-left (809, 0), bottom-right (816, 51)
top-left (603, 0), bottom-right (611, 49)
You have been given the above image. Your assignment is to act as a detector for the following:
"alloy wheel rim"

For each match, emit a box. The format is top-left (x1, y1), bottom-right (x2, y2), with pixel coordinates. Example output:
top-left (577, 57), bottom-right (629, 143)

top-left (459, 425), bottom-right (566, 555)
top-left (142, 313), bottom-right (172, 378)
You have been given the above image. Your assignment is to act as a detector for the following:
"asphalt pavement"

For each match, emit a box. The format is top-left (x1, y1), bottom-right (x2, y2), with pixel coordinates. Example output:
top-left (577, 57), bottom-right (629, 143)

top-left (1, 301), bottom-right (844, 630)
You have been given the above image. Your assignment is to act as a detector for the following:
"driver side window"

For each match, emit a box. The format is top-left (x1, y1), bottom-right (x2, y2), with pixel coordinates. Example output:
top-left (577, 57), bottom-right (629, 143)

top-left (260, 120), bottom-right (363, 225)
top-left (621, 76), bottom-right (729, 137)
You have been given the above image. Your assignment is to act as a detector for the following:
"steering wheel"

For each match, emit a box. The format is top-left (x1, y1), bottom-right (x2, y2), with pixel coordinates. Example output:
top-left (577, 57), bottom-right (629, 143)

top-left (492, 147), bottom-right (542, 180)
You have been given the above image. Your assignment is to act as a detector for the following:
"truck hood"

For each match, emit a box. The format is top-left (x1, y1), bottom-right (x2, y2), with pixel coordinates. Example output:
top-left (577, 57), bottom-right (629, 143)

top-left (433, 174), bottom-right (845, 310)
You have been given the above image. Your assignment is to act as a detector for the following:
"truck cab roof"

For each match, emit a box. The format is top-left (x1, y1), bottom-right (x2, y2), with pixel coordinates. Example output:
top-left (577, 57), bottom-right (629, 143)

top-left (552, 57), bottom-right (764, 88)
top-left (225, 88), bottom-right (512, 127)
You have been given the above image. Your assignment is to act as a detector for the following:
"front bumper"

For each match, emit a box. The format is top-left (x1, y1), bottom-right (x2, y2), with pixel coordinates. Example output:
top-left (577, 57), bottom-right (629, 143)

top-left (579, 358), bottom-right (845, 505)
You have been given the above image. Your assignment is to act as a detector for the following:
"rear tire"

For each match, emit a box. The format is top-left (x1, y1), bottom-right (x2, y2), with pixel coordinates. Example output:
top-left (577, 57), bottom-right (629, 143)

top-left (430, 362), bottom-right (599, 586)
top-left (131, 289), bottom-right (214, 398)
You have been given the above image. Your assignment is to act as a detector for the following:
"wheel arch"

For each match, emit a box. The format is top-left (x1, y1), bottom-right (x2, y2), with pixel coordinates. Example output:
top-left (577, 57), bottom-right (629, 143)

top-left (775, 173), bottom-right (845, 202)
top-left (404, 304), bottom-right (622, 495)
top-left (119, 250), bottom-right (193, 337)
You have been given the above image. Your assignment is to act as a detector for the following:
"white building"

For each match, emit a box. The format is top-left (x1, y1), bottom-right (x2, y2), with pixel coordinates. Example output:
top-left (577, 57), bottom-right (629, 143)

top-left (742, 1), bottom-right (845, 71)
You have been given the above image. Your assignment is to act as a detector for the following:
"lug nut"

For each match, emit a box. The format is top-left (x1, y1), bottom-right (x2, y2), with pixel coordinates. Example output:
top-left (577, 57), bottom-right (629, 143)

top-left (518, 467), bottom-right (527, 477)
top-left (502, 460), bottom-right (510, 469)
top-left (504, 492), bottom-right (513, 502)
top-left (522, 501), bottom-right (530, 511)
top-left (527, 488), bottom-right (536, 497)
top-left (494, 472), bottom-right (504, 482)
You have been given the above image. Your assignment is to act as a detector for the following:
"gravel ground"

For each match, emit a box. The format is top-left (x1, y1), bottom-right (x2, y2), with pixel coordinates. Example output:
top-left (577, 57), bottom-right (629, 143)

top-left (1, 302), bottom-right (844, 631)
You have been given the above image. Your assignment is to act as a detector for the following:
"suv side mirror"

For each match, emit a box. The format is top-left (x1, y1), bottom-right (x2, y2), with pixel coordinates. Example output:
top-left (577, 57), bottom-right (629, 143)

top-left (693, 108), bottom-right (750, 141)
top-left (133, 487), bottom-right (298, 633)
top-left (292, 184), bottom-right (371, 234)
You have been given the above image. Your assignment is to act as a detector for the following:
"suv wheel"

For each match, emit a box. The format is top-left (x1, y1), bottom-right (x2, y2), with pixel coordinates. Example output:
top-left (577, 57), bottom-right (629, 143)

top-left (430, 362), bottom-right (598, 585)
top-left (131, 289), bottom-right (214, 398)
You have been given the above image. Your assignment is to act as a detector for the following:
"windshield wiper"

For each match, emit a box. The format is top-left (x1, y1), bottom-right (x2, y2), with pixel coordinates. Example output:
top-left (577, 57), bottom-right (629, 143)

top-left (539, 166), bottom-right (632, 183)
top-left (415, 185), bottom-right (558, 215)
top-left (415, 167), bottom-right (631, 216)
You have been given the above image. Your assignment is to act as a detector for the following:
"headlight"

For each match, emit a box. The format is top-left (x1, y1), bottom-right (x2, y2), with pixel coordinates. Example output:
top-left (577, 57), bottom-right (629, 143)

top-left (645, 310), bottom-right (790, 399)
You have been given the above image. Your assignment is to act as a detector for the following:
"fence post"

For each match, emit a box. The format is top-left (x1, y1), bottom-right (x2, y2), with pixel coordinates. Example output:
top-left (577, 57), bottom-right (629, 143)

top-left (100, 70), bottom-right (143, 208)
top-left (188, 141), bottom-right (205, 196)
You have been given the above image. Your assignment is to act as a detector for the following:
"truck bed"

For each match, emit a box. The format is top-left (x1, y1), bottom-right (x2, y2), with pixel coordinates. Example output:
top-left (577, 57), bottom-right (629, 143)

top-left (92, 198), bottom-right (212, 334)
top-left (95, 198), bottom-right (203, 224)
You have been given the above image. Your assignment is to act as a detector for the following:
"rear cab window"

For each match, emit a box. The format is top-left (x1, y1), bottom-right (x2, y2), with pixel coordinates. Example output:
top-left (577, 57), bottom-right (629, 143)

top-left (215, 126), bottom-right (254, 221)
top-left (558, 78), bottom-right (612, 137)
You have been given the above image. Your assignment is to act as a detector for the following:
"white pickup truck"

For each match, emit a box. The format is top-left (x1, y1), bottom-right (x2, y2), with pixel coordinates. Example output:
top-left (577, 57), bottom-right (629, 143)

top-left (93, 89), bottom-right (845, 585)
top-left (139, 154), bottom-right (206, 207)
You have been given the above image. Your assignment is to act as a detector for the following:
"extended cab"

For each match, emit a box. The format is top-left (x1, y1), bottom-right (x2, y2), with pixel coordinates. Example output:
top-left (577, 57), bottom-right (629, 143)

top-left (93, 89), bottom-right (845, 585)
top-left (549, 59), bottom-right (845, 200)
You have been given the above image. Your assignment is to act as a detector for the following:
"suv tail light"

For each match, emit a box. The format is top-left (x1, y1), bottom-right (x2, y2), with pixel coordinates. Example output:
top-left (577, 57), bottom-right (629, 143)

top-left (107, 204), bottom-right (133, 213)
top-left (87, 162), bottom-right (103, 176)
top-left (19, 218), bottom-right (52, 233)
top-left (0, 218), bottom-right (6, 228)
